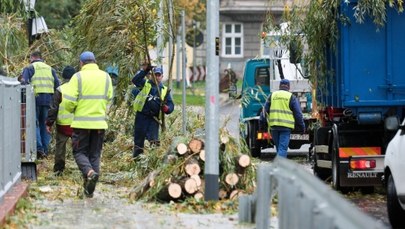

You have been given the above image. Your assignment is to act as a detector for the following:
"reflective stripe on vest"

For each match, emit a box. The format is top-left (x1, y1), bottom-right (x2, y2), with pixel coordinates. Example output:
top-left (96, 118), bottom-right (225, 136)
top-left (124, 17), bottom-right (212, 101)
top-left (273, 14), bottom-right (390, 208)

top-left (31, 62), bottom-right (54, 94)
top-left (133, 82), bottom-right (168, 112)
top-left (56, 84), bottom-right (73, 125)
top-left (268, 90), bottom-right (295, 129)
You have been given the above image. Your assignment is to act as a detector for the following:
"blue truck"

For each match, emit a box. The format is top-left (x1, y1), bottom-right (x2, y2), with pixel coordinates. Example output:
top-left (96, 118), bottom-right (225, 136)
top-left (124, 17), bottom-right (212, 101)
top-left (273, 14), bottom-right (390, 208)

top-left (310, 2), bottom-right (405, 192)
top-left (239, 57), bottom-right (313, 157)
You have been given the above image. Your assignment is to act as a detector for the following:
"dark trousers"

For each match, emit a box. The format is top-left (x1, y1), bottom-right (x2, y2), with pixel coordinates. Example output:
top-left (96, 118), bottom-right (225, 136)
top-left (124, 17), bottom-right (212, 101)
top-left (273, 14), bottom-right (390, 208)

top-left (54, 131), bottom-right (70, 172)
top-left (133, 112), bottom-right (159, 157)
top-left (72, 128), bottom-right (105, 178)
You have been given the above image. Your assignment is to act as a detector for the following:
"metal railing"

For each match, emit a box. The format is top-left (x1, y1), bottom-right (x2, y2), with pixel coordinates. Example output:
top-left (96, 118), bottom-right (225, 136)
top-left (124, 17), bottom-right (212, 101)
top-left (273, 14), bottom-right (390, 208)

top-left (0, 76), bottom-right (36, 203)
top-left (238, 157), bottom-right (388, 229)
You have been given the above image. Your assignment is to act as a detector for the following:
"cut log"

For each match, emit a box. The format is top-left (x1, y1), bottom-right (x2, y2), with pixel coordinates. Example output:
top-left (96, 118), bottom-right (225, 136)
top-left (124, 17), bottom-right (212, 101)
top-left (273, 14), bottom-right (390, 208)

top-left (129, 171), bottom-right (158, 200)
top-left (199, 149), bottom-right (205, 162)
top-left (177, 143), bottom-right (188, 155)
top-left (194, 192), bottom-right (204, 201)
top-left (229, 189), bottom-right (244, 200)
top-left (189, 138), bottom-right (204, 154)
top-left (185, 157), bottom-right (201, 176)
top-left (190, 174), bottom-right (202, 187)
top-left (236, 154), bottom-right (251, 168)
top-left (157, 183), bottom-right (182, 201)
top-left (168, 136), bottom-right (189, 155)
top-left (163, 154), bottom-right (178, 164)
top-left (218, 189), bottom-right (227, 200)
top-left (180, 178), bottom-right (198, 194)
top-left (225, 173), bottom-right (239, 186)
top-left (185, 163), bottom-right (201, 176)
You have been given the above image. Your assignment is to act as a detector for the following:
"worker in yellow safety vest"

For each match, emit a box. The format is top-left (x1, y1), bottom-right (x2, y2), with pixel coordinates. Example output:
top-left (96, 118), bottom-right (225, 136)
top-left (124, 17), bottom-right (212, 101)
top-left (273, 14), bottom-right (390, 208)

top-left (21, 51), bottom-right (60, 159)
top-left (260, 79), bottom-right (305, 157)
top-left (46, 66), bottom-right (76, 176)
top-left (131, 64), bottom-right (174, 158)
top-left (62, 51), bottom-right (113, 198)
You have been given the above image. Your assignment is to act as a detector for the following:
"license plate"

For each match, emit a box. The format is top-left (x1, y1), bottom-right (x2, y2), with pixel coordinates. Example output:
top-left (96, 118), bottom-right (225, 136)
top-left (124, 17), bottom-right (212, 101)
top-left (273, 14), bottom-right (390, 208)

top-left (290, 134), bottom-right (309, 140)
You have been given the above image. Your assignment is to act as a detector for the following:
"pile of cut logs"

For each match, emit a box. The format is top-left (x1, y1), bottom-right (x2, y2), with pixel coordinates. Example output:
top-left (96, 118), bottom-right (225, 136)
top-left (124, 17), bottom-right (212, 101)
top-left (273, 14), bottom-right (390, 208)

top-left (129, 134), bottom-right (255, 202)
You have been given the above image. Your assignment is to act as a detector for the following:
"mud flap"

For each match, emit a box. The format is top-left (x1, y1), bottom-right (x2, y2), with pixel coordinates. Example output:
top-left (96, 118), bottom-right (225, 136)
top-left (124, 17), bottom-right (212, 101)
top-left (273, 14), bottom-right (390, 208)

top-left (21, 162), bottom-right (37, 181)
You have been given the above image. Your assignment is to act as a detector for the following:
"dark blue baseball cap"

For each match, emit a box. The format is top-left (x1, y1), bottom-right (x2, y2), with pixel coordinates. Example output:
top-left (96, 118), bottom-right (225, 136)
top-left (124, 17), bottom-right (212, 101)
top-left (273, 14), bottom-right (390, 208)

top-left (279, 79), bottom-right (290, 90)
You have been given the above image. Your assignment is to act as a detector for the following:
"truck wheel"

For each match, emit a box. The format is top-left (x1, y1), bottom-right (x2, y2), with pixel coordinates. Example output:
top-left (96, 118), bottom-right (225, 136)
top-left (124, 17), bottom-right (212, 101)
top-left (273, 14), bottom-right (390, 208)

top-left (314, 162), bottom-right (330, 181)
top-left (387, 174), bottom-right (405, 228)
top-left (247, 121), bottom-right (261, 158)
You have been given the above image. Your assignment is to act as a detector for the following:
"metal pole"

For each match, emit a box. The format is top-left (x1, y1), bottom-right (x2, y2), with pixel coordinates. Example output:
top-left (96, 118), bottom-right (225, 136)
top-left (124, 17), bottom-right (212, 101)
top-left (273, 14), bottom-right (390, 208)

top-left (193, 20), bottom-right (196, 81)
top-left (157, 0), bottom-right (164, 66)
top-left (204, 0), bottom-right (219, 201)
top-left (176, 33), bottom-right (181, 89)
top-left (168, 0), bottom-right (173, 89)
top-left (181, 10), bottom-right (187, 135)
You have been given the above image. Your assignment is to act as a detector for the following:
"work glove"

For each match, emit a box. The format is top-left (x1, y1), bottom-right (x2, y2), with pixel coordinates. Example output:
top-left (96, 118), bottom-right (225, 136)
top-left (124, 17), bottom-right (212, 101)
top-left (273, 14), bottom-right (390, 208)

top-left (162, 105), bottom-right (170, 114)
top-left (145, 64), bottom-right (153, 72)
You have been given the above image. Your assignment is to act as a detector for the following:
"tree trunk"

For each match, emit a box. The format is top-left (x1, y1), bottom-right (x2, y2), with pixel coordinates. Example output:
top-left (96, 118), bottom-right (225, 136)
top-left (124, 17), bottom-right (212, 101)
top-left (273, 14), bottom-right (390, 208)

top-left (236, 154), bottom-right (251, 168)
top-left (129, 171), bottom-right (158, 200)
top-left (157, 183), bottom-right (182, 201)
top-left (189, 138), bottom-right (204, 154)
top-left (225, 173), bottom-right (239, 186)
top-left (179, 177), bottom-right (198, 194)
top-left (185, 157), bottom-right (201, 176)
top-left (218, 189), bottom-right (228, 200)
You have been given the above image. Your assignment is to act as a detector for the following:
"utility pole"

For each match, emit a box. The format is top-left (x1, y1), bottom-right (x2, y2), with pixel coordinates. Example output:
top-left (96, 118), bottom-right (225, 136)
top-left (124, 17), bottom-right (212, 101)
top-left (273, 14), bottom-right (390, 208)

top-left (157, 0), bottom-right (164, 66)
top-left (181, 10), bottom-right (187, 135)
top-left (192, 20), bottom-right (196, 81)
top-left (204, 0), bottom-right (219, 201)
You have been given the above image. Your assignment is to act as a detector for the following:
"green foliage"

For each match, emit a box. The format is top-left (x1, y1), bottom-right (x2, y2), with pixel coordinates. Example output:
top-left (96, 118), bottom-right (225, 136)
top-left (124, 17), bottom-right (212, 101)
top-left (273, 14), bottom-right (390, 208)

top-left (36, 0), bottom-right (82, 29)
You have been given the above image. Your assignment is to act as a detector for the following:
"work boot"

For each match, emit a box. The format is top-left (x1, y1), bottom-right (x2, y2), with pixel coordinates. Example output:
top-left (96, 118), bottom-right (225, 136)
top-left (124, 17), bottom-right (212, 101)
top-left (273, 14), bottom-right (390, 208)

top-left (84, 171), bottom-right (99, 198)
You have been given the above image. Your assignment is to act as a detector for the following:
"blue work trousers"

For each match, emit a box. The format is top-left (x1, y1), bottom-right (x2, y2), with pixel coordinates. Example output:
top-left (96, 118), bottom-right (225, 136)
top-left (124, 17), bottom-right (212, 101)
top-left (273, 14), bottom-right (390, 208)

top-left (271, 128), bottom-right (291, 158)
top-left (36, 105), bottom-right (51, 154)
top-left (133, 112), bottom-right (159, 158)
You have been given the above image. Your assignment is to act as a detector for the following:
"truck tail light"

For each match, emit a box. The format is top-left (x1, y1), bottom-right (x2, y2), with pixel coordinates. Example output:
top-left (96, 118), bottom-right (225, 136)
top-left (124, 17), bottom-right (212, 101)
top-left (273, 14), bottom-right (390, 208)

top-left (350, 159), bottom-right (376, 170)
top-left (257, 132), bottom-right (271, 140)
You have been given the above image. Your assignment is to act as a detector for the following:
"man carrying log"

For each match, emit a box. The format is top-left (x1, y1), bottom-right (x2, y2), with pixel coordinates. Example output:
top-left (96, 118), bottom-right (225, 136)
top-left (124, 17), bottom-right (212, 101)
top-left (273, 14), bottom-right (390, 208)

top-left (131, 64), bottom-right (175, 158)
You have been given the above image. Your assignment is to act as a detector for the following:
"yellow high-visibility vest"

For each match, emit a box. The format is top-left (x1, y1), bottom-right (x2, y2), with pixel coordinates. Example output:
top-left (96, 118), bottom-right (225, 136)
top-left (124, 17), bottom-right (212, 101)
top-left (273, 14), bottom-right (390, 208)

top-left (268, 90), bottom-right (295, 129)
top-left (31, 62), bottom-right (54, 94)
top-left (133, 82), bottom-right (168, 112)
top-left (56, 84), bottom-right (73, 126)
top-left (63, 63), bottom-right (113, 129)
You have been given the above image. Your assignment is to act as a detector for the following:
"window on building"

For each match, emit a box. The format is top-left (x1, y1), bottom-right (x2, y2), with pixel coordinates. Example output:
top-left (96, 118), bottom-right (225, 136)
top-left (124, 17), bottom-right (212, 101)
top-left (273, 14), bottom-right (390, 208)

top-left (222, 23), bottom-right (243, 57)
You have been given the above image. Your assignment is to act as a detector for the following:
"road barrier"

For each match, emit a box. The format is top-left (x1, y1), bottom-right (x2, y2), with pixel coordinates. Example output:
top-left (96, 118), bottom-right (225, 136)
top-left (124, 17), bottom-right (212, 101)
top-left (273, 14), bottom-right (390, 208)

top-left (0, 76), bottom-right (36, 203)
top-left (0, 76), bottom-right (22, 203)
top-left (238, 157), bottom-right (387, 229)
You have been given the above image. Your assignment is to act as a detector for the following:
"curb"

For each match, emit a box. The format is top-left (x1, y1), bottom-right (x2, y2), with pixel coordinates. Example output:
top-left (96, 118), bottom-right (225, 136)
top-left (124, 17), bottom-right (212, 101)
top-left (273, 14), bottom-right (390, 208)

top-left (0, 182), bottom-right (29, 226)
